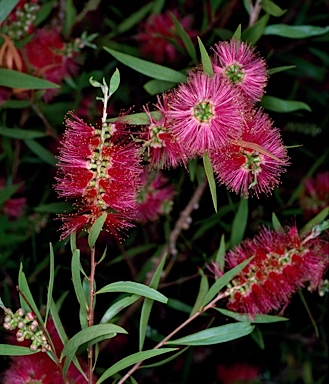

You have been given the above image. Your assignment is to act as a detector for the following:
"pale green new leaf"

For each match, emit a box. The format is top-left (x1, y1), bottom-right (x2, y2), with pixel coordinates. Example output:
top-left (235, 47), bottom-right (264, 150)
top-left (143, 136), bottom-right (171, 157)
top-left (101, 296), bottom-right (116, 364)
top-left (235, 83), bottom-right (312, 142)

top-left (108, 111), bottom-right (162, 125)
top-left (261, 0), bottom-right (287, 17)
top-left (198, 37), bottom-right (213, 77)
top-left (88, 212), bottom-right (107, 248)
top-left (109, 68), bottom-right (120, 96)
top-left (203, 153), bottom-right (217, 212)
top-left (166, 323), bottom-right (254, 346)
top-left (216, 308), bottom-right (289, 323)
top-left (96, 281), bottom-right (168, 303)
top-left (96, 348), bottom-right (177, 384)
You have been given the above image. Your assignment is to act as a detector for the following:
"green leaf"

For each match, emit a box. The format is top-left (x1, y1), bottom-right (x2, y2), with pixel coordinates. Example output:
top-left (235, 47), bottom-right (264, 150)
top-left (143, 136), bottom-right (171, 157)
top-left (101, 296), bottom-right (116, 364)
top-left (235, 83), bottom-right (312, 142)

top-left (264, 24), bottom-right (329, 39)
top-left (88, 212), bottom-right (107, 248)
top-left (96, 281), bottom-right (168, 304)
top-left (24, 139), bottom-right (57, 166)
top-left (232, 25), bottom-right (242, 40)
top-left (272, 212), bottom-right (283, 232)
top-left (140, 254), bottom-right (167, 351)
top-left (45, 243), bottom-right (55, 323)
top-left (0, 127), bottom-right (47, 140)
top-left (63, 0), bottom-right (76, 38)
top-left (18, 264), bottom-right (43, 324)
top-left (0, 345), bottom-right (38, 356)
top-left (109, 68), bottom-right (120, 96)
top-left (166, 323), bottom-right (254, 346)
top-left (100, 295), bottom-right (140, 323)
top-left (261, 95), bottom-right (311, 113)
top-left (71, 249), bottom-right (88, 329)
top-left (0, 69), bottom-right (59, 89)
top-left (230, 197), bottom-right (248, 246)
top-left (104, 47), bottom-right (187, 83)
top-left (216, 308), bottom-right (289, 323)
top-left (167, 298), bottom-right (193, 314)
top-left (0, 100), bottom-right (31, 109)
top-left (261, 0), bottom-right (287, 17)
top-left (34, 202), bottom-right (73, 214)
top-left (171, 13), bottom-right (198, 65)
top-left (300, 206), bottom-right (329, 235)
top-left (242, 13), bottom-right (270, 44)
top-left (96, 348), bottom-right (177, 384)
top-left (0, 184), bottom-right (19, 207)
top-left (49, 298), bottom-right (68, 345)
top-left (144, 79), bottom-right (177, 95)
top-left (268, 65), bottom-right (296, 75)
top-left (203, 153), bottom-right (217, 212)
top-left (251, 326), bottom-right (265, 349)
top-left (202, 257), bottom-right (253, 307)
top-left (141, 347), bottom-right (189, 368)
top-left (0, 0), bottom-right (20, 23)
top-left (108, 111), bottom-right (162, 125)
top-left (190, 269), bottom-right (209, 317)
top-left (215, 234), bottom-right (226, 272)
top-left (198, 37), bottom-right (213, 77)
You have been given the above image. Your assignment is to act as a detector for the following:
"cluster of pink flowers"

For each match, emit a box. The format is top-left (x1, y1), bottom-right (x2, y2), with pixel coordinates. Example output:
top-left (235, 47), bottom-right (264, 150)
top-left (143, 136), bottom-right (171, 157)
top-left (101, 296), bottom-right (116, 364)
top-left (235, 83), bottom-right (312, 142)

top-left (140, 39), bottom-right (289, 197)
top-left (210, 224), bottom-right (329, 316)
top-left (55, 112), bottom-right (143, 240)
top-left (299, 171), bottom-right (329, 219)
top-left (3, 316), bottom-right (95, 383)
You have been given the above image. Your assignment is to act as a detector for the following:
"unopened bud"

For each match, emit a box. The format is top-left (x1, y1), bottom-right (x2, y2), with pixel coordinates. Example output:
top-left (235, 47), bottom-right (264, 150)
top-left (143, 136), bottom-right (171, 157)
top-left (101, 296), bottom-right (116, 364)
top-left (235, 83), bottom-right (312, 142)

top-left (16, 308), bottom-right (25, 317)
top-left (26, 312), bottom-right (35, 321)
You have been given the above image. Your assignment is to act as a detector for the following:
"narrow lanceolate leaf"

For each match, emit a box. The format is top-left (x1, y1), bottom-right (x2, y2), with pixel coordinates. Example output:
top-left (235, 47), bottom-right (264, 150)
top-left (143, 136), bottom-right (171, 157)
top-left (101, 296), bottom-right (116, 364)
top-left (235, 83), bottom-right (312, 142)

top-left (216, 308), bottom-right (289, 323)
top-left (18, 264), bottom-right (43, 325)
top-left (61, 324), bottom-right (128, 358)
top-left (202, 257), bottom-right (253, 307)
top-left (109, 68), bottom-right (120, 96)
top-left (144, 79), bottom-right (177, 95)
top-left (0, 345), bottom-right (38, 356)
top-left (71, 249), bottom-right (88, 329)
top-left (0, 69), bottom-right (59, 89)
top-left (140, 254), bottom-right (167, 351)
top-left (230, 197), bottom-right (248, 246)
top-left (203, 153), bottom-right (217, 212)
top-left (300, 206), bottom-right (329, 235)
top-left (0, 127), bottom-right (47, 140)
top-left (261, 95), bottom-right (311, 113)
top-left (272, 212), bottom-right (283, 232)
top-left (190, 269), bottom-right (209, 317)
top-left (198, 37), bottom-right (213, 77)
top-left (88, 212), bottom-right (107, 248)
top-left (108, 111), bottom-right (163, 125)
top-left (268, 65), bottom-right (295, 75)
top-left (166, 323), bottom-right (254, 346)
top-left (0, 184), bottom-right (19, 207)
top-left (100, 295), bottom-right (140, 324)
top-left (24, 139), bottom-right (57, 166)
top-left (0, 0), bottom-right (20, 23)
top-left (261, 0), bottom-right (287, 17)
top-left (45, 243), bottom-right (55, 323)
top-left (241, 14), bottom-right (270, 44)
top-left (232, 25), bottom-right (242, 40)
top-left (96, 349), bottom-right (178, 384)
top-left (216, 234), bottom-right (226, 272)
top-left (103, 47), bottom-right (187, 83)
top-left (263, 24), bottom-right (329, 39)
top-left (171, 13), bottom-right (198, 65)
top-left (96, 281), bottom-right (168, 303)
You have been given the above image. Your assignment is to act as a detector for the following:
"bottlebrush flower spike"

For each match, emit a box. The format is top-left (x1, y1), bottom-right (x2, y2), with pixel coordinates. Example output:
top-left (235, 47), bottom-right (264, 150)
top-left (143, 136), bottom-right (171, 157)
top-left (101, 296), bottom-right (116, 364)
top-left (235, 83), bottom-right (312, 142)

top-left (210, 108), bottom-right (289, 198)
top-left (54, 74), bottom-right (142, 240)
top-left (167, 71), bottom-right (244, 156)
top-left (141, 94), bottom-right (188, 168)
top-left (220, 224), bottom-right (329, 316)
top-left (135, 169), bottom-right (176, 222)
top-left (212, 38), bottom-right (268, 102)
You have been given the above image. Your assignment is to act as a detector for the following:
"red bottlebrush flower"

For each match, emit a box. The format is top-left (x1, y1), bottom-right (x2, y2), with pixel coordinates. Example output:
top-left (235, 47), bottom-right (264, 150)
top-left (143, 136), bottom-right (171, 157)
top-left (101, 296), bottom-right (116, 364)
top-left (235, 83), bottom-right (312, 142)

top-left (136, 10), bottom-right (196, 64)
top-left (141, 94), bottom-right (188, 168)
top-left (300, 171), bottom-right (329, 219)
top-left (216, 363), bottom-right (260, 384)
top-left (212, 39), bottom-right (268, 102)
top-left (167, 72), bottom-right (244, 156)
top-left (135, 169), bottom-right (175, 222)
top-left (210, 109), bottom-right (289, 198)
top-left (219, 225), bottom-right (329, 316)
top-left (54, 112), bottom-right (142, 240)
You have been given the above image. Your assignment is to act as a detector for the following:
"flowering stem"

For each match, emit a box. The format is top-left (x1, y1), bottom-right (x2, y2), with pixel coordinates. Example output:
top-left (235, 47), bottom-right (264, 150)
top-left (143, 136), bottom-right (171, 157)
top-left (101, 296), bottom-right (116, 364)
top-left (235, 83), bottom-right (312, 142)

top-left (88, 246), bottom-right (97, 383)
top-left (117, 291), bottom-right (230, 384)
top-left (248, 0), bottom-right (262, 27)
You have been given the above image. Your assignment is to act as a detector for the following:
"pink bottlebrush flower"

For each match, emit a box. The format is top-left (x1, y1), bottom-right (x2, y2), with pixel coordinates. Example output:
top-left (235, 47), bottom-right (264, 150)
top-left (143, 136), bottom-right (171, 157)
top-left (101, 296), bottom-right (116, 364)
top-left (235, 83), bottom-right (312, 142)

top-left (210, 109), bottom-right (289, 198)
top-left (136, 10), bottom-right (196, 64)
top-left (300, 171), bottom-right (329, 219)
top-left (54, 112), bottom-right (142, 240)
top-left (216, 363), bottom-right (260, 384)
top-left (212, 39), bottom-right (268, 102)
top-left (135, 169), bottom-right (176, 222)
top-left (141, 94), bottom-right (189, 168)
top-left (167, 71), bottom-right (244, 156)
top-left (220, 225), bottom-right (329, 316)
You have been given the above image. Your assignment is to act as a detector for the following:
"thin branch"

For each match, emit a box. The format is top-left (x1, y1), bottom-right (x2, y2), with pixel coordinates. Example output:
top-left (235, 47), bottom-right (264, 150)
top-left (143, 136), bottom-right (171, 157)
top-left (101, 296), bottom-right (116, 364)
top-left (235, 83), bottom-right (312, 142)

top-left (248, 0), bottom-right (262, 27)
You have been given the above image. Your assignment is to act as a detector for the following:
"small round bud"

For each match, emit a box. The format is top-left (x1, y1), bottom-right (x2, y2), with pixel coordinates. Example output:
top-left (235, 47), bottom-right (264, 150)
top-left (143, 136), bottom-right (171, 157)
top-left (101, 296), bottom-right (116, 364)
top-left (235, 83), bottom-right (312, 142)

top-left (4, 315), bottom-right (11, 323)
top-left (16, 308), bottom-right (25, 317)
top-left (30, 344), bottom-right (38, 351)
top-left (17, 321), bottom-right (24, 329)
top-left (3, 322), bottom-right (11, 330)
